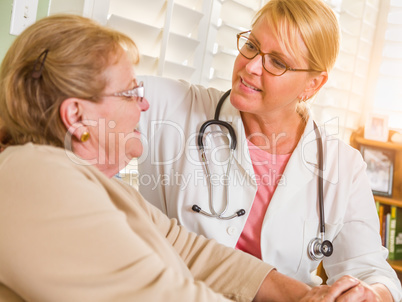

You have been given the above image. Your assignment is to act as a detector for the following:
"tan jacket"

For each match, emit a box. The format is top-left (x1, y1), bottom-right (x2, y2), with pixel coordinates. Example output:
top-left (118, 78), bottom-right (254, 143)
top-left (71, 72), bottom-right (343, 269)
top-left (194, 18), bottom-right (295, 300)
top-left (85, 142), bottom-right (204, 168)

top-left (0, 144), bottom-right (273, 302)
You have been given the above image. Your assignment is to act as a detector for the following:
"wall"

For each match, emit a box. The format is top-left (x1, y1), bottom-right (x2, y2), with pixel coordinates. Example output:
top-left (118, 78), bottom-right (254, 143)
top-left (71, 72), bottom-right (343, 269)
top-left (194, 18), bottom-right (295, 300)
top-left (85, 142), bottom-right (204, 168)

top-left (48, 0), bottom-right (84, 15)
top-left (0, 0), bottom-right (50, 62)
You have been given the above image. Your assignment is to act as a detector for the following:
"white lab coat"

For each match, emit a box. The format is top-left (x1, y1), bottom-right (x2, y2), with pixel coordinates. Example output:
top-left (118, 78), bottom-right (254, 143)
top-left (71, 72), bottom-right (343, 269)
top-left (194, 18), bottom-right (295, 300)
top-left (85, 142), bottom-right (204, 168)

top-left (138, 75), bottom-right (402, 300)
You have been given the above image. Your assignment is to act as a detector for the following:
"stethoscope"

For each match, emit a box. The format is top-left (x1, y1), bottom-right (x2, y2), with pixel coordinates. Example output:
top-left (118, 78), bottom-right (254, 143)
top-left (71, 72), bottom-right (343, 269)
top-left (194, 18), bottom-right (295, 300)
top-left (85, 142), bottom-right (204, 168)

top-left (191, 90), bottom-right (246, 220)
top-left (191, 90), bottom-right (333, 260)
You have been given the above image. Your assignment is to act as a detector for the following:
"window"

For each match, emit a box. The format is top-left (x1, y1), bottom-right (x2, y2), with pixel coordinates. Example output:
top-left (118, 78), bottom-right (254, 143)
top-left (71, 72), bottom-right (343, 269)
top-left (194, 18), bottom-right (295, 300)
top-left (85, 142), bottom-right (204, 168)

top-left (370, 0), bottom-right (402, 130)
top-left (312, 0), bottom-right (382, 142)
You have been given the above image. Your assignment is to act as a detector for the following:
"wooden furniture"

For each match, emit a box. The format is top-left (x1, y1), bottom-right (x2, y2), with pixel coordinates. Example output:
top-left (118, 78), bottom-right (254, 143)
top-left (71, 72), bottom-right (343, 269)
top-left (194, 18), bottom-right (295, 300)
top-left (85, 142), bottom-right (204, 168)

top-left (350, 128), bottom-right (402, 276)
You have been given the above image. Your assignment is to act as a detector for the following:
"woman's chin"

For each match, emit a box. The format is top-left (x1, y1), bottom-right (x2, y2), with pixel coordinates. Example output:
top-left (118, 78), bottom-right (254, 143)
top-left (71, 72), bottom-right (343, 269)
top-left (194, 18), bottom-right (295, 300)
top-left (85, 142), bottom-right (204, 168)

top-left (230, 93), bottom-right (253, 113)
top-left (125, 143), bottom-right (143, 161)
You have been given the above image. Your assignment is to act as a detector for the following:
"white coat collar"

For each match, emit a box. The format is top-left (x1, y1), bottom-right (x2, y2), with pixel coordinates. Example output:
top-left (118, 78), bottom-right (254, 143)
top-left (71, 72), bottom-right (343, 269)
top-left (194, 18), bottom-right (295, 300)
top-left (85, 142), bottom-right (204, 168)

top-left (269, 114), bottom-right (324, 213)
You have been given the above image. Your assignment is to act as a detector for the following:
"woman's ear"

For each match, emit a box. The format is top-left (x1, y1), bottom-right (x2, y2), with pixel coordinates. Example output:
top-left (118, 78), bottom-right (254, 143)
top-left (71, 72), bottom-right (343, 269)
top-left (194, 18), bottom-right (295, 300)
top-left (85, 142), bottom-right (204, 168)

top-left (60, 98), bottom-right (86, 141)
top-left (304, 71), bottom-right (328, 98)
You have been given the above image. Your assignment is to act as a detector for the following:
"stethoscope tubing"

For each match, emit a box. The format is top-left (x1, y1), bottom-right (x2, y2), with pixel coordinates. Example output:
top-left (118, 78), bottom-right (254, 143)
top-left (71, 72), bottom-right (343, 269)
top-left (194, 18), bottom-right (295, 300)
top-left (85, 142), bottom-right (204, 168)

top-left (313, 121), bottom-right (325, 235)
top-left (193, 89), bottom-right (245, 219)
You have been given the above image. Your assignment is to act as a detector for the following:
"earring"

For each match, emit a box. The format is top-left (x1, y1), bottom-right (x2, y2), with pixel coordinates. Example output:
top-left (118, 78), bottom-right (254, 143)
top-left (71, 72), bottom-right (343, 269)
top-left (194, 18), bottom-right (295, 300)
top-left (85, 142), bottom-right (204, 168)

top-left (80, 131), bottom-right (90, 142)
top-left (300, 96), bottom-right (309, 102)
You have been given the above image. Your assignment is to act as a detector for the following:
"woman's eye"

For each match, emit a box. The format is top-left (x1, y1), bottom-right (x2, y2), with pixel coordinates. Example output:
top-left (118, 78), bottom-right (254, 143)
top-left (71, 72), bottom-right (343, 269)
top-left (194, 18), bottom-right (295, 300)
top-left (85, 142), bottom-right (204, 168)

top-left (245, 41), bottom-right (258, 52)
top-left (271, 57), bottom-right (286, 69)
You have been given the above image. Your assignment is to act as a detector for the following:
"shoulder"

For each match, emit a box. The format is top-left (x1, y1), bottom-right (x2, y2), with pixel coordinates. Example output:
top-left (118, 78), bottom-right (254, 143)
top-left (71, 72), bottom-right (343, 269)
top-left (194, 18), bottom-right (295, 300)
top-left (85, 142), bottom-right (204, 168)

top-left (302, 116), bottom-right (364, 167)
top-left (138, 75), bottom-right (192, 93)
top-left (323, 133), bottom-right (365, 166)
top-left (138, 75), bottom-right (224, 106)
top-left (0, 143), bottom-right (76, 173)
top-left (0, 143), bottom-right (108, 196)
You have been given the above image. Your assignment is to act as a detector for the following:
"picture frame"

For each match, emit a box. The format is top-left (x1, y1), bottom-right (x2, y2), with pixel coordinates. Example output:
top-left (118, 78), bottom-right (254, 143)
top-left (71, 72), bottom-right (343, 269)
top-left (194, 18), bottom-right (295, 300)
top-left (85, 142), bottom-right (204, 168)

top-left (360, 146), bottom-right (394, 197)
top-left (364, 114), bottom-right (389, 142)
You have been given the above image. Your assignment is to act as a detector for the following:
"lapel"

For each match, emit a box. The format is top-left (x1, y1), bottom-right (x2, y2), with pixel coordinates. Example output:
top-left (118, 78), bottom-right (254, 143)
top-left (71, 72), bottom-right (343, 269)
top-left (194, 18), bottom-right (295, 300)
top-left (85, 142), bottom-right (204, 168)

top-left (268, 115), bottom-right (321, 214)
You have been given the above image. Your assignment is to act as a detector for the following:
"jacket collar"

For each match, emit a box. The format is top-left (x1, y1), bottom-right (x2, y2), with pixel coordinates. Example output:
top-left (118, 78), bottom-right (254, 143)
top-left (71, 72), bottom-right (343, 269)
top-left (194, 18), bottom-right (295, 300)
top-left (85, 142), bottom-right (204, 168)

top-left (269, 116), bottom-right (323, 213)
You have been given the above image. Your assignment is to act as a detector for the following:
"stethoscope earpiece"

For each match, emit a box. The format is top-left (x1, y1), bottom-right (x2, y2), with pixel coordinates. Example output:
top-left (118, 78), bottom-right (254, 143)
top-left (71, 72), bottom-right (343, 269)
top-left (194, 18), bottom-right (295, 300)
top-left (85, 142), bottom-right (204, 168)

top-left (191, 204), bottom-right (246, 220)
top-left (192, 205), bottom-right (201, 213)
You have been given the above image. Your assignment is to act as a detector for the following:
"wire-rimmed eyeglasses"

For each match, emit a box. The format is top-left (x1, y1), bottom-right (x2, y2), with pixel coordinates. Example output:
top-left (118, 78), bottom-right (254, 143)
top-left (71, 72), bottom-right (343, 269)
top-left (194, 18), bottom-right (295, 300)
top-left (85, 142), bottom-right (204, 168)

top-left (236, 31), bottom-right (323, 76)
top-left (101, 81), bottom-right (144, 102)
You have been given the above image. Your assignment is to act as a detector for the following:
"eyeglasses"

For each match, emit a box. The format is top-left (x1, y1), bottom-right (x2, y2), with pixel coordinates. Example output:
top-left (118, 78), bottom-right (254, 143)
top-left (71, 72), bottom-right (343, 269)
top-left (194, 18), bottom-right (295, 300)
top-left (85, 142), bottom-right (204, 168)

top-left (102, 81), bottom-right (144, 102)
top-left (236, 31), bottom-right (322, 76)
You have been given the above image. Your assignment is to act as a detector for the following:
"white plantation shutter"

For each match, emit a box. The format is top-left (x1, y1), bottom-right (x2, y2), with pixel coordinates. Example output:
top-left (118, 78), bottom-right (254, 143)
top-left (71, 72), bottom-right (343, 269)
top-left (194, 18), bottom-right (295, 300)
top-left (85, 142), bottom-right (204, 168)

top-left (369, 0), bottom-right (402, 130)
top-left (104, 0), bottom-right (263, 88)
top-left (200, 0), bottom-right (263, 91)
top-left (106, 0), bottom-right (211, 83)
top-left (312, 0), bottom-right (382, 142)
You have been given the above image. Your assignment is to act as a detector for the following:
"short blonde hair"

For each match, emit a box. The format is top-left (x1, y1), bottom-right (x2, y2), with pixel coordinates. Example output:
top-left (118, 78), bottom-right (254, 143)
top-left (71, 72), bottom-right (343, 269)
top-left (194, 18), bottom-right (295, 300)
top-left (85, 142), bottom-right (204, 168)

top-left (253, 0), bottom-right (340, 72)
top-left (0, 14), bottom-right (139, 148)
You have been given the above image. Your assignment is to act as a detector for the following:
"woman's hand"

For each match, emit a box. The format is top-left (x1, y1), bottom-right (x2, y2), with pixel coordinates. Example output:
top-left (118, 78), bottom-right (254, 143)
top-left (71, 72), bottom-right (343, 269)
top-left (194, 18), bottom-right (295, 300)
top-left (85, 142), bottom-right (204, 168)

top-left (254, 269), bottom-right (311, 302)
top-left (300, 275), bottom-right (393, 302)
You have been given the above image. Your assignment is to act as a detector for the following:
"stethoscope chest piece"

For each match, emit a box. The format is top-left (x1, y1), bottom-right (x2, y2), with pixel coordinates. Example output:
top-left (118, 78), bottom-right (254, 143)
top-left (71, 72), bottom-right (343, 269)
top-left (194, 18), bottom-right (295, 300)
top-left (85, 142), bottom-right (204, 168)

top-left (308, 237), bottom-right (334, 261)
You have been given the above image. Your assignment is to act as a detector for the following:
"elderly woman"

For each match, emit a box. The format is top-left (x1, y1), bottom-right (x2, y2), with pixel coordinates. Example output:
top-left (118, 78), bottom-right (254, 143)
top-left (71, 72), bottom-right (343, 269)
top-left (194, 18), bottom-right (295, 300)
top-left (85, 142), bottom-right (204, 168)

top-left (0, 14), bottom-right (314, 302)
top-left (137, 0), bottom-right (402, 301)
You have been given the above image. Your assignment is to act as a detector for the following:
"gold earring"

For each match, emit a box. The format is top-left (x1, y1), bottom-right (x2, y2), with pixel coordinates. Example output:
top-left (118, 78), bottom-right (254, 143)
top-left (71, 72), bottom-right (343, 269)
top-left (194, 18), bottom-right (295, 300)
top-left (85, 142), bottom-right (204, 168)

top-left (80, 131), bottom-right (90, 142)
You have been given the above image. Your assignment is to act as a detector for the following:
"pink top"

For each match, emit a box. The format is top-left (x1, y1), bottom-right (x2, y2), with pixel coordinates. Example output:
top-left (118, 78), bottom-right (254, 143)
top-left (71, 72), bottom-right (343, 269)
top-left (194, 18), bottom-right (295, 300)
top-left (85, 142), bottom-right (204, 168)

top-left (235, 140), bottom-right (291, 259)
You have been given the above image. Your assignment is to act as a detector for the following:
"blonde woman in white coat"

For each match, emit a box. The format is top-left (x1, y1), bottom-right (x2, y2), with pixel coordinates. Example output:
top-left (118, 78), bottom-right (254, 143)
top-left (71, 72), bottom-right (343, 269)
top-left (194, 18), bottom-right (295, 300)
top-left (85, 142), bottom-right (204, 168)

top-left (138, 0), bottom-right (402, 301)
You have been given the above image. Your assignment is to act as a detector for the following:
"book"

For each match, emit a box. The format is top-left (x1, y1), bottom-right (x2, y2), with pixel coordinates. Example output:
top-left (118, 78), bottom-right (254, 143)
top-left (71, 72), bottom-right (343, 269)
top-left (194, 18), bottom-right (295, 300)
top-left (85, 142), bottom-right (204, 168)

top-left (378, 202), bottom-right (384, 241)
top-left (378, 204), bottom-right (391, 248)
top-left (385, 212), bottom-right (390, 249)
top-left (388, 206), bottom-right (402, 260)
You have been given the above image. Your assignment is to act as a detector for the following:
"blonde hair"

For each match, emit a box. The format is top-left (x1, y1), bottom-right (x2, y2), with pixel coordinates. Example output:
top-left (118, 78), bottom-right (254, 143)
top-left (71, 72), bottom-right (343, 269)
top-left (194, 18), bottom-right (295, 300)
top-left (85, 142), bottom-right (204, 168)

top-left (253, 0), bottom-right (340, 72)
top-left (0, 14), bottom-right (139, 148)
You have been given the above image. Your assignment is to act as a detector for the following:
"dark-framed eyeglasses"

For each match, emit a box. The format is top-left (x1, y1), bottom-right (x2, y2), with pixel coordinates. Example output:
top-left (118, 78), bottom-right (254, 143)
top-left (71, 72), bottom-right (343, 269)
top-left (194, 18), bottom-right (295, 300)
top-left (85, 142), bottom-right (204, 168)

top-left (102, 81), bottom-right (144, 102)
top-left (236, 31), bottom-right (323, 76)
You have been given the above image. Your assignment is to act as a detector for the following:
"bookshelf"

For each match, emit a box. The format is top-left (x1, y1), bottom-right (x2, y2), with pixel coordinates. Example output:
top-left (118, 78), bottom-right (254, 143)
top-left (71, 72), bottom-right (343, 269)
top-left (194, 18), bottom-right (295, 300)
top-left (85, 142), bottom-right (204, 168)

top-left (350, 128), bottom-right (402, 274)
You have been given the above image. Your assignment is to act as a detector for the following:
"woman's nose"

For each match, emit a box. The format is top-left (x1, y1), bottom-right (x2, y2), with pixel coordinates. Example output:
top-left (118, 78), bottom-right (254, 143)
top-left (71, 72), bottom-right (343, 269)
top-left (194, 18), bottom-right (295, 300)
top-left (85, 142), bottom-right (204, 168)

top-left (139, 97), bottom-right (150, 111)
top-left (246, 55), bottom-right (263, 76)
